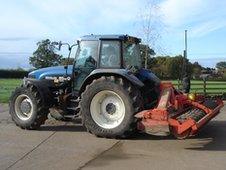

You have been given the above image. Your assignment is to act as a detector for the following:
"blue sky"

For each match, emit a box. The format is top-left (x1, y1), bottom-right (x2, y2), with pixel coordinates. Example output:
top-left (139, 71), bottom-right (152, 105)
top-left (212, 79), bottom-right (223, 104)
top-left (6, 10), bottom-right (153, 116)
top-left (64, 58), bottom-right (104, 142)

top-left (0, 0), bottom-right (226, 69)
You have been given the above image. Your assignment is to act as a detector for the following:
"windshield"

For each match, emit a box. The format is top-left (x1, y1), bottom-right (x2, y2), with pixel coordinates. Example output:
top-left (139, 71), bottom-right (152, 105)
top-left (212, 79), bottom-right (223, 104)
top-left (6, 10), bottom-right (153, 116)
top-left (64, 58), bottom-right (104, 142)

top-left (123, 42), bottom-right (142, 69)
top-left (74, 41), bottom-right (98, 68)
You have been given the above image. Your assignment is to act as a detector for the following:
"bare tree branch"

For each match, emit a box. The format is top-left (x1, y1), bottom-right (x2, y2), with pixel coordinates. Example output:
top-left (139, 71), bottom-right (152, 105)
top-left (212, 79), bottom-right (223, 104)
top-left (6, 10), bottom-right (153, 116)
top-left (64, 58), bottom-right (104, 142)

top-left (135, 0), bottom-right (165, 68)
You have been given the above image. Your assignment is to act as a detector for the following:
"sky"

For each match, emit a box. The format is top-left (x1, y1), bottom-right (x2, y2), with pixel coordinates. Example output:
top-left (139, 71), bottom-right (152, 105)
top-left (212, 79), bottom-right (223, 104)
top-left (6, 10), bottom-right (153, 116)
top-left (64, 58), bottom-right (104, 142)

top-left (0, 0), bottom-right (226, 69)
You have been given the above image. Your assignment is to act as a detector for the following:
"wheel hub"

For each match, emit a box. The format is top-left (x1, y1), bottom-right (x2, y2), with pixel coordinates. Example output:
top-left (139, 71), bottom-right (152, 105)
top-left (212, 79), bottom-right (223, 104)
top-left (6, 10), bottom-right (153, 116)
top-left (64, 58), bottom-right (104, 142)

top-left (90, 90), bottom-right (126, 129)
top-left (20, 99), bottom-right (32, 115)
top-left (14, 94), bottom-right (34, 121)
top-left (106, 103), bottom-right (116, 115)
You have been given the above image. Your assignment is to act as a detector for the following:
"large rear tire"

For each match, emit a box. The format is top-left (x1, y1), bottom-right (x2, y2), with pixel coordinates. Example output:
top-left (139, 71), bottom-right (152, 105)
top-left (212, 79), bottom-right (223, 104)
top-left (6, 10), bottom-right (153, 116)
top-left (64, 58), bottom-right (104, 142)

top-left (9, 85), bottom-right (48, 129)
top-left (80, 76), bottom-right (142, 138)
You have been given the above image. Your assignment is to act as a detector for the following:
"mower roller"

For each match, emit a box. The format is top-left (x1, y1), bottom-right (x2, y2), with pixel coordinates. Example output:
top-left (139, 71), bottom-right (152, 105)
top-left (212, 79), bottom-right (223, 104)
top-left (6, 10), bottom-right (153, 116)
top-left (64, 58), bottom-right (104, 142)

top-left (135, 82), bottom-right (224, 139)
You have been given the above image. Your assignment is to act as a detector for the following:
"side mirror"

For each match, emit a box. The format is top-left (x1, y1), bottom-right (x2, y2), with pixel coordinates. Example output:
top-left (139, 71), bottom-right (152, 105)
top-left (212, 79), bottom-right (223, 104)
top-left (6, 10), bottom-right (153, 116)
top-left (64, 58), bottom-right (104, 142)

top-left (52, 41), bottom-right (62, 51)
top-left (52, 41), bottom-right (58, 45)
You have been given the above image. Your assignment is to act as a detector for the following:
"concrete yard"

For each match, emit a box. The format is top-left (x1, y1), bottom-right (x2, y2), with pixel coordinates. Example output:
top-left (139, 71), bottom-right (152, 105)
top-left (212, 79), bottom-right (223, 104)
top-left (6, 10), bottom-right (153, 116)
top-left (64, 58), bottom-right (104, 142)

top-left (0, 103), bottom-right (226, 170)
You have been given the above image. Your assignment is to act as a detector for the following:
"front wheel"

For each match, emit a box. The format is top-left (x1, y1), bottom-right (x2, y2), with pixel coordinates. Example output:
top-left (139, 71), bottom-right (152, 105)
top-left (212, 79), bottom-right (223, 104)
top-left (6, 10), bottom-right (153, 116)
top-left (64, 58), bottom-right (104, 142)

top-left (80, 76), bottom-right (142, 138)
top-left (9, 86), bottom-right (48, 129)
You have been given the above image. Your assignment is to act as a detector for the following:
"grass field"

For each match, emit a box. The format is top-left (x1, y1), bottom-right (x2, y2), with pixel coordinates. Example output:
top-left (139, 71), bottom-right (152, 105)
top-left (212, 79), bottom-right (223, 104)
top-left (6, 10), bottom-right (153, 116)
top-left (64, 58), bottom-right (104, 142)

top-left (169, 80), bottom-right (226, 94)
top-left (0, 79), bottom-right (225, 103)
top-left (0, 79), bottom-right (22, 103)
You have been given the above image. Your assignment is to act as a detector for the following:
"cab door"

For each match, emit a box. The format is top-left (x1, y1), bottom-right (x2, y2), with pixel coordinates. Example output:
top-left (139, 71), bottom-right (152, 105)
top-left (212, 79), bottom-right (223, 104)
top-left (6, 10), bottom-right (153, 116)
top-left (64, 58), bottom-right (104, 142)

top-left (73, 40), bottom-right (99, 91)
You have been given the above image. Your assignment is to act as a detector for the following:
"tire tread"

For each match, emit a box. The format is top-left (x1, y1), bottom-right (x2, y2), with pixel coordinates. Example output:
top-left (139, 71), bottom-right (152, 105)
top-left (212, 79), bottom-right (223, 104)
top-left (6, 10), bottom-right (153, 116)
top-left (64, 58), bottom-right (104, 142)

top-left (80, 76), bottom-right (142, 138)
top-left (9, 85), bottom-right (48, 130)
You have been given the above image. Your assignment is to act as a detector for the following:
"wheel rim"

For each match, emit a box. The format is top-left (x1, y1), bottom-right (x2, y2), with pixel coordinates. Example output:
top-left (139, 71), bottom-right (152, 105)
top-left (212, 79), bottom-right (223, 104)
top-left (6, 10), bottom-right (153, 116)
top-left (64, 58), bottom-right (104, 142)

top-left (90, 90), bottom-right (126, 129)
top-left (14, 94), bottom-right (34, 121)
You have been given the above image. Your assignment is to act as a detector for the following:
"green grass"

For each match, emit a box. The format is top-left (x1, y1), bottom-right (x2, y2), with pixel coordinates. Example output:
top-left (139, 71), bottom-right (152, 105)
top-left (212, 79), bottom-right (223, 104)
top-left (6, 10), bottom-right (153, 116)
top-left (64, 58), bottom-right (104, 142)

top-left (0, 79), bottom-right (22, 103)
top-left (167, 80), bottom-right (226, 94)
top-left (0, 79), bottom-right (225, 103)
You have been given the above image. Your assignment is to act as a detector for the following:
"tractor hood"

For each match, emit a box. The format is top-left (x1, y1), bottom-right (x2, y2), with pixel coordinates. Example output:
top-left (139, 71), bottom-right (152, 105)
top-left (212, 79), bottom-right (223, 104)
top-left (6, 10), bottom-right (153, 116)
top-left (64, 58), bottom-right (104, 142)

top-left (28, 65), bottom-right (73, 80)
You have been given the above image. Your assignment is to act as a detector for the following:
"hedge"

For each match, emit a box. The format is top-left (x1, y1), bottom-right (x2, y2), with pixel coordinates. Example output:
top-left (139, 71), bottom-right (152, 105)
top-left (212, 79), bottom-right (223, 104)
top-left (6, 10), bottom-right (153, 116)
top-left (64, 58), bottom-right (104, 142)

top-left (0, 69), bottom-right (29, 78)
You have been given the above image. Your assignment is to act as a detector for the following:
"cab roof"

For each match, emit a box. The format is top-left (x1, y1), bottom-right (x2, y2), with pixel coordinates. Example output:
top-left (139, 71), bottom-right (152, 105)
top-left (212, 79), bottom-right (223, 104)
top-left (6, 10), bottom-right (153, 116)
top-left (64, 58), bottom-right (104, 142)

top-left (79, 34), bottom-right (141, 43)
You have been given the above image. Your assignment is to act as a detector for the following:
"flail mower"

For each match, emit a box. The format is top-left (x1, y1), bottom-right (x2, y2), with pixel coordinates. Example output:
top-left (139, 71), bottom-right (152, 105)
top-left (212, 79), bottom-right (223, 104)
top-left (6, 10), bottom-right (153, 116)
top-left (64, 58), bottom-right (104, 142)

top-left (136, 82), bottom-right (224, 139)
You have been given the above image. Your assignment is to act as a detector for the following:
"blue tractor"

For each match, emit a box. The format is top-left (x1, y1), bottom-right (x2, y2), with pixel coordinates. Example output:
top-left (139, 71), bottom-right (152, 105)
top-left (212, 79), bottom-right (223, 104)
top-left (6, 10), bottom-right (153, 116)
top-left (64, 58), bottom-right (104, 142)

top-left (9, 35), bottom-right (160, 138)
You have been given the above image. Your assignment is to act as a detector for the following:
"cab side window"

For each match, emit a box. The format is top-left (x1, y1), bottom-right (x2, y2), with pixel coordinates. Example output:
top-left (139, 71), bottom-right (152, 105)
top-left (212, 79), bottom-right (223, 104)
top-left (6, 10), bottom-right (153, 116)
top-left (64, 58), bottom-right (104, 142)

top-left (100, 41), bottom-right (121, 68)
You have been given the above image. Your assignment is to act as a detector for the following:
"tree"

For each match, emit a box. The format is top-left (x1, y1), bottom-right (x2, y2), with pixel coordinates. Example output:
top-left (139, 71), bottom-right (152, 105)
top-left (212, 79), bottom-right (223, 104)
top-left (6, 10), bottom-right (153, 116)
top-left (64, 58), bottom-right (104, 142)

top-left (216, 61), bottom-right (226, 69)
top-left (137, 0), bottom-right (164, 68)
top-left (151, 56), bottom-right (168, 78)
top-left (140, 44), bottom-right (155, 68)
top-left (167, 56), bottom-right (185, 79)
top-left (149, 55), bottom-right (195, 79)
top-left (29, 39), bottom-right (63, 69)
top-left (60, 58), bottom-right (74, 65)
top-left (191, 62), bottom-right (202, 78)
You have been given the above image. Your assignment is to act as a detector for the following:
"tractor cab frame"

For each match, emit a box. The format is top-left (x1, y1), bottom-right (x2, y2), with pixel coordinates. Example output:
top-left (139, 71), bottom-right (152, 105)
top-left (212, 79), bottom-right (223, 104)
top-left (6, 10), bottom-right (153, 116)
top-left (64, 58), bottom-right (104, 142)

top-left (71, 35), bottom-right (143, 92)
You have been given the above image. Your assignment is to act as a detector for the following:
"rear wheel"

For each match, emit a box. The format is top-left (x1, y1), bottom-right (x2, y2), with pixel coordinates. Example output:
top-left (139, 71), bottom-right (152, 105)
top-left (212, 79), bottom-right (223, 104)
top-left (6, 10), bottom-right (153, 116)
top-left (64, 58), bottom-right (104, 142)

top-left (80, 76), bottom-right (142, 138)
top-left (9, 86), bottom-right (48, 129)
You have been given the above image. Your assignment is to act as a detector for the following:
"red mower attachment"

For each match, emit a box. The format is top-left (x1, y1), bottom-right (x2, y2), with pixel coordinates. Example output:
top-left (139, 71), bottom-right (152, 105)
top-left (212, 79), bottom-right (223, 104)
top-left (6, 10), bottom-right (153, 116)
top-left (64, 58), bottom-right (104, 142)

top-left (135, 82), bottom-right (224, 139)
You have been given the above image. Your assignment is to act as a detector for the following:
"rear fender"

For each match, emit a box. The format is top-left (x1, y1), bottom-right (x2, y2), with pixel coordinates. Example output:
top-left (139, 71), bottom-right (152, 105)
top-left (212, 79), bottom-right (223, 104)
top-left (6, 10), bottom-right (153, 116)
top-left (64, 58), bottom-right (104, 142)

top-left (79, 69), bottom-right (144, 95)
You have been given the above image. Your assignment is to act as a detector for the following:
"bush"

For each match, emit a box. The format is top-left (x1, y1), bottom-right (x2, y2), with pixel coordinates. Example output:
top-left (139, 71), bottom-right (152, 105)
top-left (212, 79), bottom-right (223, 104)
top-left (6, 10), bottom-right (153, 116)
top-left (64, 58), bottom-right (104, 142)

top-left (0, 69), bottom-right (29, 78)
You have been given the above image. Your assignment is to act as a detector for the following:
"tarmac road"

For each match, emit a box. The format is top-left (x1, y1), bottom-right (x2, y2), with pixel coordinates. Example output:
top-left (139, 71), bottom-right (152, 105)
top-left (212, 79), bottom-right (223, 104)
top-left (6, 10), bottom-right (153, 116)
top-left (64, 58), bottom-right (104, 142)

top-left (0, 103), bottom-right (226, 170)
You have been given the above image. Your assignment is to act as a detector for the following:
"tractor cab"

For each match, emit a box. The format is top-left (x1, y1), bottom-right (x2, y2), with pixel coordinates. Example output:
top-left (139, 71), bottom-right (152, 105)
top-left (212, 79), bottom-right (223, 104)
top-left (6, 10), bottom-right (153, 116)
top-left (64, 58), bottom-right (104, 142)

top-left (75, 34), bottom-right (141, 68)
top-left (72, 35), bottom-right (143, 91)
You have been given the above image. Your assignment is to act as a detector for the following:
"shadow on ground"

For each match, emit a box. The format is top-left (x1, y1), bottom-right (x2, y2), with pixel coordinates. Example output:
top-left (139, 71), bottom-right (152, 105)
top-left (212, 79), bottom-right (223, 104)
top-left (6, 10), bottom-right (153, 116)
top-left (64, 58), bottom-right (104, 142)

top-left (40, 120), bottom-right (226, 151)
top-left (185, 120), bottom-right (226, 151)
top-left (80, 120), bottom-right (226, 168)
top-left (40, 124), bottom-right (87, 132)
top-left (131, 120), bottom-right (226, 151)
top-left (40, 118), bottom-right (86, 132)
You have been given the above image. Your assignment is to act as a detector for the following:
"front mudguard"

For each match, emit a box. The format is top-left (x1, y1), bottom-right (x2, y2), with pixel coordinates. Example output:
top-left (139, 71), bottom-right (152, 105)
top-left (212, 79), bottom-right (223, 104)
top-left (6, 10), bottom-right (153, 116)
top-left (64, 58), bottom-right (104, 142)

top-left (23, 78), bottom-right (55, 107)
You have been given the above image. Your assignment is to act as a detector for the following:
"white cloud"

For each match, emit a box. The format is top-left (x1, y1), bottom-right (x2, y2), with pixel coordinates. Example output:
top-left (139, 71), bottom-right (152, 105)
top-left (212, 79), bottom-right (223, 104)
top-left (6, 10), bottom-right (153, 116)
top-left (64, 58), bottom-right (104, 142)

top-left (160, 0), bottom-right (203, 26)
top-left (26, 0), bottom-right (143, 37)
top-left (0, 1), bottom-right (52, 39)
top-left (0, 0), bottom-right (143, 41)
top-left (160, 0), bottom-right (226, 37)
top-left (0, 0), bottom-right (145, 55)
top-left (190, 19), bottom-right (226, 37)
